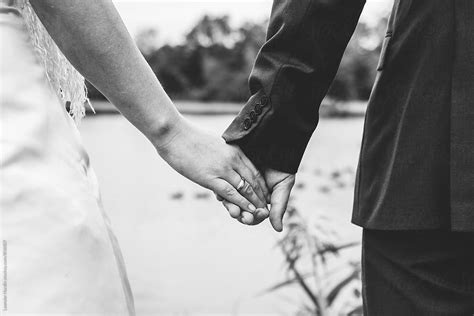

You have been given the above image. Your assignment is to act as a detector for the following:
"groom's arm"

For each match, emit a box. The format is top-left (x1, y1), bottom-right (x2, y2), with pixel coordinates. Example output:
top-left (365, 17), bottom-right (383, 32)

top-left (223, 0), bottom-right (366, 173)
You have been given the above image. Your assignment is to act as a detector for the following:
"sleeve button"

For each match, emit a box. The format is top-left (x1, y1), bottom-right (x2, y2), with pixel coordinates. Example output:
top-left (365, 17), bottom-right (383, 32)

top-left (243, 118), bottom-right (252, 130)
top-left (260, 95), bottom-right (269, 106)
top-left (254, 103), bottom-right (262, 115)
top-left (249, 111), bottom-right (257, 122)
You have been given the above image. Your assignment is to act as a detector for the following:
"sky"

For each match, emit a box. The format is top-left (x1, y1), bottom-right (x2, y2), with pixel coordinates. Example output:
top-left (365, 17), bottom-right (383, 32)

top-left (113, 0), bottom-right (393, 44)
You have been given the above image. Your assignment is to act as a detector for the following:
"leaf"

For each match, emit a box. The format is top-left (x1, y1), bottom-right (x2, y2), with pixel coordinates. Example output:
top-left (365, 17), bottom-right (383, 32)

top-left (316, 241), bottom-right (360, 257)
top-left (280, 244), bottom-right (321, 310)
top-left (353, 288), bottom-right (361, 298)
top-left (325, 268), bottom-right (360, 306)
top-left (257, 273), bottom-right (314, 296)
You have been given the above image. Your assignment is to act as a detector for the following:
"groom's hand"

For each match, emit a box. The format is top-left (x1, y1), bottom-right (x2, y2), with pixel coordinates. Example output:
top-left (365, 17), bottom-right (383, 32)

top-left (217, 168), bottom-right (295, 231)
top-left (264, 168), bottom-right (295, 232)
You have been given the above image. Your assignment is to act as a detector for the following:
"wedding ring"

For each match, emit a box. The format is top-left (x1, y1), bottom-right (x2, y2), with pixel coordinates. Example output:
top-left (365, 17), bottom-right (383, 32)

top-left (236, 177), bottom-right (246, 191)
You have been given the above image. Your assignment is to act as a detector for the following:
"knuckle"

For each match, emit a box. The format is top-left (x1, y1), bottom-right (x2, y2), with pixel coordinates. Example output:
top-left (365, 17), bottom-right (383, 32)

top-left (244, 184), bottom-right (253, 195)
top-left (226, 151), bottom-right (237, 162)
top-left (219, 165), bottom-right (231, 174)
top-left (252, 175), bottom-right (258, 185)
top-left (238, 197), bottom-right (248, 207)
top-left (253, 170), bottom-right (262, 180)
top-left (222, 185), bottom-right (235, 196)
top-left (222, 152), bottom-right (233, 164)
top-left (251, 176), bottom-right (260, 189)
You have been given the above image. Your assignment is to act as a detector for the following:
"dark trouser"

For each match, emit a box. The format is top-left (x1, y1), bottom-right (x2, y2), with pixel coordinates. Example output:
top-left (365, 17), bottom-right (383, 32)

top-left (362, 229), bottom-right (474, 316)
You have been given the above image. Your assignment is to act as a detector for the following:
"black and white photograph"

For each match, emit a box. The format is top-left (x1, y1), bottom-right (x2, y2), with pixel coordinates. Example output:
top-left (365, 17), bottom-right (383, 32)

top-left (1, 0), bottom-right (473, 315)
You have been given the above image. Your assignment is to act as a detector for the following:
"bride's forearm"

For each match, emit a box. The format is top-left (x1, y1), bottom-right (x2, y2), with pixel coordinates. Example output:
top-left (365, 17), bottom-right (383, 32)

top-left (27, 0), bottom-right (272, 222)
top-left (28, 0), bottom-right (182, 146)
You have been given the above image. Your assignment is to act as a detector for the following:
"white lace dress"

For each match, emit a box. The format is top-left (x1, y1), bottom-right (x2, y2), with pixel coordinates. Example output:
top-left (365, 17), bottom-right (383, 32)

top-left (0, 3), bottom-right (135, 315)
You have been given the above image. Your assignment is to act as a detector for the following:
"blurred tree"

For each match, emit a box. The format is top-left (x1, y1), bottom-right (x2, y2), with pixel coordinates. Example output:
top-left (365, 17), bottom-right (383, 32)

top-left (328, 17), bottom-right (388, 101)
top-left (190, 18), bottom-right (266, 101)
top-left (86, 14), bottom-right (389, 106)
top-left (144, 15), bottom-right (267, 102)
top-left (186, 15), bottom-right (234, 48)
top-left (135, 28), bottom-right (161, 55)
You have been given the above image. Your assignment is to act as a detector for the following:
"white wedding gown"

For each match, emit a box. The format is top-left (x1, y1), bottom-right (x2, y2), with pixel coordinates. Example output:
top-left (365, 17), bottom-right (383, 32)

top-left (0, 4), bottom-right (135, 315)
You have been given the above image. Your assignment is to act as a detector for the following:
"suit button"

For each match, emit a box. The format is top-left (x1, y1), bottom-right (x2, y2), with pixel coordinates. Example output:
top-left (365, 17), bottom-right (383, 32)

top-left (243, 118), bottom-right (252, 130)
top-left (260, 95), bottom-right (269, 106)
top-left (254, 103), bottom-right (262, 115)
top-left (249, 111), bottom-right (257, 122)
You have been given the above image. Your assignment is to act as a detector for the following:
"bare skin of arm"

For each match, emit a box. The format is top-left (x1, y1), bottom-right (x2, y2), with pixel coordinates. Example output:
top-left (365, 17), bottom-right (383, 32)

top-left (29, 0), bottom-right (270, 223)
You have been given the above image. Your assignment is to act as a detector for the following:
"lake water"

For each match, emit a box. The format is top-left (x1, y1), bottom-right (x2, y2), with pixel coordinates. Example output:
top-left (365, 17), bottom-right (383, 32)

top-left (79, 112), bottom-right (365, 315)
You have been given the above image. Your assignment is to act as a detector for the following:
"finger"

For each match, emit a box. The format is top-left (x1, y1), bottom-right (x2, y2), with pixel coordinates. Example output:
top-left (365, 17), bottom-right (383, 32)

top-left (213, 179), bottom-right (257, 214)
top-left (252, 207), bottom-right (270, 225)
top-left (269, 181), bottom-right (293, 232)
top-left (217, 185), bottom-right (268, 224)
top-left (238, 164), bottom-right (268, 207)
top-left (231, 166), bottom-right (267, 210)
top-left (222, 196), bottom-right (268, 225)
top-left (237, 209), bottom-right (268, 226)
top-left (239, 211), bottom-right (255, 225)
top-left (237, 153), bottom-right (270, 203)
top-left (214, 192), bottom-right (224, 202)
top-left (222, 200), bottom-right (241, 219)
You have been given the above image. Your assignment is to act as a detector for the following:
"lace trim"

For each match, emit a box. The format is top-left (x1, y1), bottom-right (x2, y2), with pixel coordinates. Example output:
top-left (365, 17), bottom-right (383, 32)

top-left (19, 0), bottom-right (93, 123)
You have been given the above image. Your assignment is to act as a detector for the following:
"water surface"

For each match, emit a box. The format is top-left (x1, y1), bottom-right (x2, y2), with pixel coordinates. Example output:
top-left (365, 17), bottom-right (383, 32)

top-left (80, 111), bottom-right (364, 315)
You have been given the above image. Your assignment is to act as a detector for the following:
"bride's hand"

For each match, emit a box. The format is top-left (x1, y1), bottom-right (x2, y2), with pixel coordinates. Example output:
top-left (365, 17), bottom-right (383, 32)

top-left (28, 0), bottom-right (269, 225)
top-left (154, 117), bottom-right (270, 223)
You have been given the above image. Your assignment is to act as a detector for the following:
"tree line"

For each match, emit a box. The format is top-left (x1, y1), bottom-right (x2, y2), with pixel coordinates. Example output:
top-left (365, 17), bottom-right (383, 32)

top-left (87, 15), bottom-right (388, 104)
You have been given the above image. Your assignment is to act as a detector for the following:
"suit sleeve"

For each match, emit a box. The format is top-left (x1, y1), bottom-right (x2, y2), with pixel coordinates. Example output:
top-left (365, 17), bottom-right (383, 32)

top-left (222, 0), bottom-right (366, 173)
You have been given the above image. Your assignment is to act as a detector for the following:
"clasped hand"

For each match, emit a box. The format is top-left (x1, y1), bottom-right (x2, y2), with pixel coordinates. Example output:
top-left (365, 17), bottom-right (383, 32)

top-left (155, 118), bottom-right (295, 232)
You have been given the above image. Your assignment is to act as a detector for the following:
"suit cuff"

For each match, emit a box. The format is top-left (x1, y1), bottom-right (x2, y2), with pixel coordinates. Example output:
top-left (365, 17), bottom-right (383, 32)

top-left (222, 90), bottom-right (310, 174)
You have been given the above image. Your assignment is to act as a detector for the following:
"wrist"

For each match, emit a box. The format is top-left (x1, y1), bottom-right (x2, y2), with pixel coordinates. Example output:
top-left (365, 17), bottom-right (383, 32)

top-left (147, 110), bottom-right (186, 150)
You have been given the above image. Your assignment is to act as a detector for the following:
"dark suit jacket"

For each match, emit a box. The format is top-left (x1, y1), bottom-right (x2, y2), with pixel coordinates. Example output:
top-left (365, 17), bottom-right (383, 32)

top-left (223, 0), bottom-right (474, 231)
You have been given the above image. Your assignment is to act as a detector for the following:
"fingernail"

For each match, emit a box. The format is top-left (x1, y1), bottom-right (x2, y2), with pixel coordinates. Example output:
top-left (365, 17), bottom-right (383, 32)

top-left (257, 208), bottom-right (269, 218)
top-left (248, 204), bottom-right (256, 212)
top-left (241, 212), bottom-right (253, 224)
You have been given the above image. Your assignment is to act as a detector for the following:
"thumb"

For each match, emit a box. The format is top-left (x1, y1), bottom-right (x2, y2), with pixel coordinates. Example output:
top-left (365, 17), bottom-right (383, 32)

top-left (269, 180), bottom-right (293, 232)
